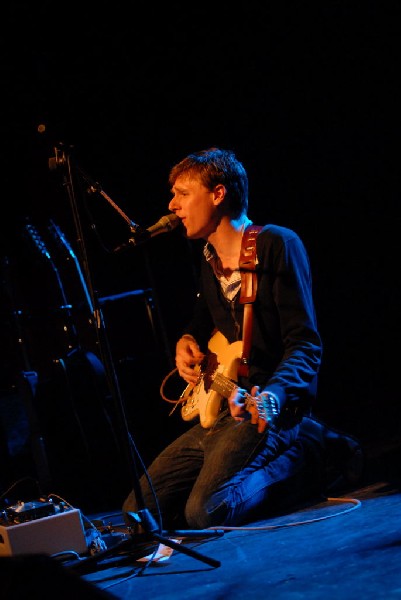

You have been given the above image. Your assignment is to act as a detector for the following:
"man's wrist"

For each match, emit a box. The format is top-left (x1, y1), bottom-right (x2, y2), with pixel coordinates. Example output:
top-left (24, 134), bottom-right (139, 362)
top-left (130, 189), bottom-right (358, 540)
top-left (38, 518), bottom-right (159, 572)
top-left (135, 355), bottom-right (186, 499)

top-left (181, 333), bottom-right (197, 343)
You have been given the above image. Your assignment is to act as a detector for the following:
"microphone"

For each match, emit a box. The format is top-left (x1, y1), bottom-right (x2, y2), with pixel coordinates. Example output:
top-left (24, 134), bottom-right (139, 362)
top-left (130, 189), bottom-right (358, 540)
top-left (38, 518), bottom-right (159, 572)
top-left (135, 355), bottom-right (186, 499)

top-left (114, 213), bottom-right (181, 251)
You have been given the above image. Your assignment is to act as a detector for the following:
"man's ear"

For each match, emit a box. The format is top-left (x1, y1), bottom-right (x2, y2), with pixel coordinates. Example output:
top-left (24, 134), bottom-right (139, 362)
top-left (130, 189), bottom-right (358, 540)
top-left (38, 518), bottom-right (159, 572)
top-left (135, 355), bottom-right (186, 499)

top-left (213, 184), bottom-right (226, 206)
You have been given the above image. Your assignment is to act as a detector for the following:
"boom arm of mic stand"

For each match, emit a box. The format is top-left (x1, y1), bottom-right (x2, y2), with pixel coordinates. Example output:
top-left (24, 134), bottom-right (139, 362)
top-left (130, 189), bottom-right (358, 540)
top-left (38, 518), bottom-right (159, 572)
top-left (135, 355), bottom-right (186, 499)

top-left (94, 187), bottom-right (142, 235)
top-left (76, 165), bottom-right (143, 234)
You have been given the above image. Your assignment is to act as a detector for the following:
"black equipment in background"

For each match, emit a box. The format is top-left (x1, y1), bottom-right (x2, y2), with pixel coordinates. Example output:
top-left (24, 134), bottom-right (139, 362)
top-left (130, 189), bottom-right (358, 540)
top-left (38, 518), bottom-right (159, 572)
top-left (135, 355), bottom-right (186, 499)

top-left (1, 219), bottom-right (130, 510)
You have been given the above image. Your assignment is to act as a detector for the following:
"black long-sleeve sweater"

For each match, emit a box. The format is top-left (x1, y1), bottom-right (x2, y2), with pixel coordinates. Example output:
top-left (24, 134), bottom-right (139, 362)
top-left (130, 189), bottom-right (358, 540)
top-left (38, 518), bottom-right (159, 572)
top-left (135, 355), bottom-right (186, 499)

top-left (183, 224), bottom-right (322, 420)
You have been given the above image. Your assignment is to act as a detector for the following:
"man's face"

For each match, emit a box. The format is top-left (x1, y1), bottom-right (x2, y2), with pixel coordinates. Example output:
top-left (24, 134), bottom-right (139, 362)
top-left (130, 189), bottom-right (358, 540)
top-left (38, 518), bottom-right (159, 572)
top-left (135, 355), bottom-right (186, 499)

top-left (168, 175), bottom-right (224, 240)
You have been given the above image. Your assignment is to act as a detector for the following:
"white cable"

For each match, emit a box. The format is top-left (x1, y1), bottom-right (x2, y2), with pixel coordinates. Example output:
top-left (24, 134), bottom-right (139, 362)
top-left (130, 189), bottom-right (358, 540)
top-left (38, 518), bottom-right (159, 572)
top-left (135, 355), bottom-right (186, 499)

top-left (206, 497), bottom-right (362, 531)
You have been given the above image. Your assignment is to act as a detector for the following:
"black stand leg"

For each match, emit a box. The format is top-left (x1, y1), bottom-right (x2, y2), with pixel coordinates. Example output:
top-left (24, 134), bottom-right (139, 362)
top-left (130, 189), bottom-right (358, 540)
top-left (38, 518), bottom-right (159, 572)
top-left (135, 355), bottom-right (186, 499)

top-left (66, 510), bottom-right (224, 573)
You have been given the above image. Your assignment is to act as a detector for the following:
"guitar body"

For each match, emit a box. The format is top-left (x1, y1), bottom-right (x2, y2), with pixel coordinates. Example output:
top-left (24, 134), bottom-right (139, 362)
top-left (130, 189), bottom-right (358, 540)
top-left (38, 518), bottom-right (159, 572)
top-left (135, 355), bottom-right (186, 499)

top-left (181, 331), bottom-right (243, 428)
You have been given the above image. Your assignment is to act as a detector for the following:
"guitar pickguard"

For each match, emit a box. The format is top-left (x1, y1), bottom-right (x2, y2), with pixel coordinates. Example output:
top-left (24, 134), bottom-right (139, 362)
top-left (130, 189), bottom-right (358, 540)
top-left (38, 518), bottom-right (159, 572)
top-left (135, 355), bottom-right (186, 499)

top-left (180, 331), bottom-right (243, 428)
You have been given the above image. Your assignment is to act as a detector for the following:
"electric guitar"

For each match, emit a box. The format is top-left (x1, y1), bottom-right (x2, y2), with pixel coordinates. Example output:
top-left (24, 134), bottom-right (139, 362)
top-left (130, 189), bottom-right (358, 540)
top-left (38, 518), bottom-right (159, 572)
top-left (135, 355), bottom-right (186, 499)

top-left (180, 330), bottom-right (279, 432)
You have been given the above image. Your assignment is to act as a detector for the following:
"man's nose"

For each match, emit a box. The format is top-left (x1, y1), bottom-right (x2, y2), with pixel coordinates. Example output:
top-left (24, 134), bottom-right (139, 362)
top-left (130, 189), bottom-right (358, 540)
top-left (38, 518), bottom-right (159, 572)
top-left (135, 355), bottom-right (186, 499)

top-left (168, 197), bottom-right (176, 210)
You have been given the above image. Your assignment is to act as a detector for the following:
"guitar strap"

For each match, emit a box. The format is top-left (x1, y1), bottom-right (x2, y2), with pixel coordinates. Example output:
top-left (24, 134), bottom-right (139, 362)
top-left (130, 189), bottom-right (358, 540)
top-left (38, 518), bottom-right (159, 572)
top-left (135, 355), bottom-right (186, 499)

top-left (238, 223), bottom-right (263, 378)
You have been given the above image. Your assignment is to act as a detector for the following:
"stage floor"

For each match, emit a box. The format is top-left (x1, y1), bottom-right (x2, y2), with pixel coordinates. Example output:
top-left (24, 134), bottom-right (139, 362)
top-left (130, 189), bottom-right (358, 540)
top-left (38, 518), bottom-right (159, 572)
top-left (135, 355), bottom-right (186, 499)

top-left (60, 480), bottom-right (401, 598)
top-left (2, 442), bottom-right (401, 599)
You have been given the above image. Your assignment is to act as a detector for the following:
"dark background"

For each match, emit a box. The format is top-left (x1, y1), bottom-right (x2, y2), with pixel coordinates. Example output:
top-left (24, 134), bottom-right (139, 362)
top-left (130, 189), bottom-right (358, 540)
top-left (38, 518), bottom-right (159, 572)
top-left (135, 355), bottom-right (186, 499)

top-left (0, 2), bottom-right (399, 511)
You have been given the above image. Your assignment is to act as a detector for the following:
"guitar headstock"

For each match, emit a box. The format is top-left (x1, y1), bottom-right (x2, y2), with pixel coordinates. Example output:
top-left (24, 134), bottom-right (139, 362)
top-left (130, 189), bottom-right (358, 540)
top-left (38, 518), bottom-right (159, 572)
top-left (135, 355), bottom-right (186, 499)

top-left (257, 392), bottom-right (280, 431)
top-left (48, 219), bottom-right (76, 259)
top-left (24, 221), bottom-right (51, 261)
top-left (246, 391), bottom-right (280, 434)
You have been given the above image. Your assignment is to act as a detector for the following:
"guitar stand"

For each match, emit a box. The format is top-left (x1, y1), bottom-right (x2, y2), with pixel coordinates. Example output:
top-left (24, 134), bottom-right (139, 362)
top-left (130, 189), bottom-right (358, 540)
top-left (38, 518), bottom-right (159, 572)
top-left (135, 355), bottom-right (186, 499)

top-left (49, 144), bottom-right (223, 571)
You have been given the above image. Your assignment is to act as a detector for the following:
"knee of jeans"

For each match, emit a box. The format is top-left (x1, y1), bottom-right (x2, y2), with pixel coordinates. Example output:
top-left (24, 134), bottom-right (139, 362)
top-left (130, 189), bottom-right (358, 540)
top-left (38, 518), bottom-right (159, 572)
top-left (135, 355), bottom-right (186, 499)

top-left (185, 496), bottom-right (208, 529)
top-left (185, 495), bottom-right (230, 529)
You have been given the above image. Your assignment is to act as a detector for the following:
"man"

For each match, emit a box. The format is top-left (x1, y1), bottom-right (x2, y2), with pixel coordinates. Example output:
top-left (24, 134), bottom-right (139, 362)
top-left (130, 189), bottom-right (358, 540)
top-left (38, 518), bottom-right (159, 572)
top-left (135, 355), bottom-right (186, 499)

top-left (123, 147), bottom-right (363, 530)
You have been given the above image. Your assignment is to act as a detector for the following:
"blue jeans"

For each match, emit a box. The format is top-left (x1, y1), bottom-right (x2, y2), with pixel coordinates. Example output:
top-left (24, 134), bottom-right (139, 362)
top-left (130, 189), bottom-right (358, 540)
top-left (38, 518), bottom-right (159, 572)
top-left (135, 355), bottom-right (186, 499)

top-left (123, 410), bottom-right (307, 529)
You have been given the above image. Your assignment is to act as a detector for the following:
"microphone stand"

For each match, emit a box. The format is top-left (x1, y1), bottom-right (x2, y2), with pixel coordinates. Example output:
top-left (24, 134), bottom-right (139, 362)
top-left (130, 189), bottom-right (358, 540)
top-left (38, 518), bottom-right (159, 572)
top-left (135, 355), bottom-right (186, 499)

top-left (75, 163), bottom-right (175, 369)
top-left (75, 164), bottom-right (145, 238)
top-left (48, 144), bottom-right (223, 569)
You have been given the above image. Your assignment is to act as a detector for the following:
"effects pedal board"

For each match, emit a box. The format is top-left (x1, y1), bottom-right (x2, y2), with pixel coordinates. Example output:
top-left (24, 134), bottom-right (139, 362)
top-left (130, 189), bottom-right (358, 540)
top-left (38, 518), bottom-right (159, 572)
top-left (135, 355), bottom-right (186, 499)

top-left (0, 499), bottom-right (88, 557)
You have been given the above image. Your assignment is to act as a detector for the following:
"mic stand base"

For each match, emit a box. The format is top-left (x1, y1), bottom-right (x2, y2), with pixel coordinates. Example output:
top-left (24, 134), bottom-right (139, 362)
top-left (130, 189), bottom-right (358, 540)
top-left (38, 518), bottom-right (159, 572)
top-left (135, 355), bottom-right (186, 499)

top-left (125, 508), bottom-right (223, 568)
top-left (66, 508), bottom-right (224, 573)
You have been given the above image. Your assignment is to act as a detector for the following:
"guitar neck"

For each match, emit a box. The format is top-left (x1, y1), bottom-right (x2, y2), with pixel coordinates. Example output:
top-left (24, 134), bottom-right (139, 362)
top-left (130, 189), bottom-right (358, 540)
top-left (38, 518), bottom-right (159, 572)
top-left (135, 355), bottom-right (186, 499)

top-left (211, 372), bottom-right (237, 398)
top-left (211, 372), bottom-right (254, 409)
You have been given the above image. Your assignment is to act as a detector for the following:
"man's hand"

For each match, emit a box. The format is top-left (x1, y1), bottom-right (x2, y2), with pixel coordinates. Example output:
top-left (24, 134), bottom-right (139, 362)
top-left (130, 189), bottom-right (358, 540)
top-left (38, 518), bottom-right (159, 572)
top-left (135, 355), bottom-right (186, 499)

top-left (228, 385), bottom-right (278, 434)
top-left (228, 385), bottom-right (251, 422)
top-left (175, 335), bottom-right (205, 385)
